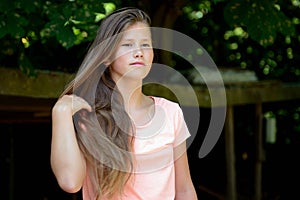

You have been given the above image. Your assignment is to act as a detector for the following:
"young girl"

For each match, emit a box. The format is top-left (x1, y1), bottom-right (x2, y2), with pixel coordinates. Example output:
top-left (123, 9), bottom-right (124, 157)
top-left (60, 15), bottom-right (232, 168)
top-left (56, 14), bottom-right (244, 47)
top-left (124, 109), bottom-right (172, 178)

top-left (50, 7), bottom-right (198, 200)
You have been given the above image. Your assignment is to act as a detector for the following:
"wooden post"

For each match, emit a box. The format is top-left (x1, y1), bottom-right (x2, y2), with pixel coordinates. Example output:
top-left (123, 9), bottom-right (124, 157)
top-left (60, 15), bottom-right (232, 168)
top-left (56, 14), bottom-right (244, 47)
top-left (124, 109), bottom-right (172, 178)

top-left (225, 105), bottom-right (237, 200)
top-left (254, 103), bottom-right (264, 200)
top-left (9, 125), bottom-right (14, 200)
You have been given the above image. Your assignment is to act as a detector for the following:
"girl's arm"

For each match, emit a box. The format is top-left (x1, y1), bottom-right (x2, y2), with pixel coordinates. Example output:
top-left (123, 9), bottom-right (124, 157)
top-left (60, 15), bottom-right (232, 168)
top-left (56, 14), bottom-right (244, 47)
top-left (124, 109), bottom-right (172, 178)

top-left (50, 94), bottom-right (91, 193)
top-left (174, 141), bottom-right (198, 200)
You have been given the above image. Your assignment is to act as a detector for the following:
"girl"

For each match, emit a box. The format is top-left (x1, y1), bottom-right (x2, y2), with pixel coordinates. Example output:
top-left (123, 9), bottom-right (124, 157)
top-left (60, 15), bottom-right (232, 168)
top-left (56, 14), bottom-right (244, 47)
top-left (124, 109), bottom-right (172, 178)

top-left (50, 7), bottom-right (198, 200)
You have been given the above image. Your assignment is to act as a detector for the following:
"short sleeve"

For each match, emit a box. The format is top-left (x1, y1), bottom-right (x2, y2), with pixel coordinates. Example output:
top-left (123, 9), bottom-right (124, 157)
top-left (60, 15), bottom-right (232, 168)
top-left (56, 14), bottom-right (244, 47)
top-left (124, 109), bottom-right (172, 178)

top-left (173, 104), bottom-right (191, 147)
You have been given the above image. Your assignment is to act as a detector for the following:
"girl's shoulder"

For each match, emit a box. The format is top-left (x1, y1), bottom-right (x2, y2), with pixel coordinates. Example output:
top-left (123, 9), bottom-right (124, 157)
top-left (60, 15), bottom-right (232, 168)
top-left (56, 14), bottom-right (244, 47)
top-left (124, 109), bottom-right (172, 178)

top-left (151, 96), bottom-right (180, 110)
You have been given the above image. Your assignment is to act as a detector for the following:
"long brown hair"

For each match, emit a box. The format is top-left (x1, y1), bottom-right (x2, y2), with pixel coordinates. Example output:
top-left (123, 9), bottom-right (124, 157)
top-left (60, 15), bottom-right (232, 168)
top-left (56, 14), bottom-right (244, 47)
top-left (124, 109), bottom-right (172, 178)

top-left (61, 7), bottom-right (151, 199)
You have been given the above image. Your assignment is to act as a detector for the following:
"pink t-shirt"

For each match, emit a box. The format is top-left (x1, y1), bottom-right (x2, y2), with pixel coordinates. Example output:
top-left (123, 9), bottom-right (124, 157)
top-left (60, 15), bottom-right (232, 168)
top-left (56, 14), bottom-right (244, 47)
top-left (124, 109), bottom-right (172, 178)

top-left (82, 96), bottom-right (191, 200)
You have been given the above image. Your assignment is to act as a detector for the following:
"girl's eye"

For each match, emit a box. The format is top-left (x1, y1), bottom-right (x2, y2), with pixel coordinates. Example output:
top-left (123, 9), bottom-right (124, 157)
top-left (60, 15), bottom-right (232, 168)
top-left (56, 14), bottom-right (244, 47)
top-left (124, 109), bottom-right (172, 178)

top-left (142, 44), bottom-right (151, 48)
top-left (121, 43), bottom-right (132, 47)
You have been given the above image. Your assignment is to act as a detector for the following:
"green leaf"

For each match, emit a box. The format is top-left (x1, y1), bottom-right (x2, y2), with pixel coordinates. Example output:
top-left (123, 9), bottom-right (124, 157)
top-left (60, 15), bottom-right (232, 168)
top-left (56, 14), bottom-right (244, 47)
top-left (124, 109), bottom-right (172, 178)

top-left (0, 15), bottom-right (9, 38)
top-left (224, 0), bottom-right (296, 47)
top-left (6, 13), bottom-right (29, 38)
top-left (56, 26), bottom-right (77, 49)
top-left (19, 52), bottom-right (37, 77)
top-left (0, 0), bottom-right (14, 12)
top-left (17, 0), bottom-right (40, 13)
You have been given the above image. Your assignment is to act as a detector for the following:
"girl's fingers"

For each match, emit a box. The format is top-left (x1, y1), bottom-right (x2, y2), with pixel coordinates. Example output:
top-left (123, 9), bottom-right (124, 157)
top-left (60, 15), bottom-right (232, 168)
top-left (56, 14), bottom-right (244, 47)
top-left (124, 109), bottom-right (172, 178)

top-left (71, 95), bottom-right (92, 114)
top-left (56, 94), bottom-right (92, 115)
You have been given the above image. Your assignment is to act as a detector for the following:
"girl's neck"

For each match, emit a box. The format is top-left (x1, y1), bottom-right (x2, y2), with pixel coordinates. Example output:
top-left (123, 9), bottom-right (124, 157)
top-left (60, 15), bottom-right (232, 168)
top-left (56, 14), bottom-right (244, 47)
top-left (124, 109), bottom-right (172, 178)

top-left (116, 79), bottom-right (154, 126)
top-left (116, 78), bottom-right (144, 109)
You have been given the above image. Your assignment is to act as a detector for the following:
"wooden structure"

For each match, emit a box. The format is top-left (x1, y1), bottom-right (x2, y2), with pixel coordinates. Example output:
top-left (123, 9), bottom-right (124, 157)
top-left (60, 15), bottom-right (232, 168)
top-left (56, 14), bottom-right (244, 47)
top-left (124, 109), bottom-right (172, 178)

top-left (146, 80), bottom-right (300, 200)
top-left (1, 67), bottom-right (300, 200)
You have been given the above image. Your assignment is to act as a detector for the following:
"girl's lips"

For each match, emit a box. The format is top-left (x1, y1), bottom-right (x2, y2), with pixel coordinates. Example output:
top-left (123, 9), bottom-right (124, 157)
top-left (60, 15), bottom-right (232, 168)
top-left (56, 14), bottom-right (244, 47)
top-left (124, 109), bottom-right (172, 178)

top-left (130, 62), bottom-right (145, 66)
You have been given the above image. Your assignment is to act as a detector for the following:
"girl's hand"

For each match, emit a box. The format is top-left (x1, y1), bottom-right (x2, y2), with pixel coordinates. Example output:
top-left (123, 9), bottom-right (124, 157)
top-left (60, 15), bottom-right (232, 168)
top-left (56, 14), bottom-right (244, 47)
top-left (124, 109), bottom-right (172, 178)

top-left (53, 94), bottom-right (92, 116)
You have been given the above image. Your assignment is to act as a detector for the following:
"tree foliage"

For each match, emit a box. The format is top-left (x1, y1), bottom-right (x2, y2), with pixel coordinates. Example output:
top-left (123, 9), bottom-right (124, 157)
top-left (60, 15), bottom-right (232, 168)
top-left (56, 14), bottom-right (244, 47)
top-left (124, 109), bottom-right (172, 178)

top-left (224, 0), bottom-right (295, 46)
top-left (0, 0), bottom-right (114, 75)
top-left (0, 0), bottom-right (299, 81)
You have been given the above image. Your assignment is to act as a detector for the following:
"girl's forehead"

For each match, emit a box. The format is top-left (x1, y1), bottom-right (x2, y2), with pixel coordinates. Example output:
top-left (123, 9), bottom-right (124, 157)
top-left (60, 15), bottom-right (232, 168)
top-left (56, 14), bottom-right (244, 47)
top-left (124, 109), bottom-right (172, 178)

top-left (127, 21), bottom-right (149, 29)
top-left (124, 22), bottom-right (150, 33)
top-left (122, 23), bottom-right (151, 38)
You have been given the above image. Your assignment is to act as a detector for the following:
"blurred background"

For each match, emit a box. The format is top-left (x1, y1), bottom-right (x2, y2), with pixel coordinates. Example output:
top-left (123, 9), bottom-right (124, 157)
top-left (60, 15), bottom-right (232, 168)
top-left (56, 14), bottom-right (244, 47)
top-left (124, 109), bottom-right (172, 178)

top-left (1, 0), bottom-right (300, 199)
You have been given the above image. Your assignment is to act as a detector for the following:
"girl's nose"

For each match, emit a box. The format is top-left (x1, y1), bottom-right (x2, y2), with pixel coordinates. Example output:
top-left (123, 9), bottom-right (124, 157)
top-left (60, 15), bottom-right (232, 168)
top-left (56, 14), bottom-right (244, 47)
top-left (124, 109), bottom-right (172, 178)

top-left (134, 48), bottom-right (143, 58)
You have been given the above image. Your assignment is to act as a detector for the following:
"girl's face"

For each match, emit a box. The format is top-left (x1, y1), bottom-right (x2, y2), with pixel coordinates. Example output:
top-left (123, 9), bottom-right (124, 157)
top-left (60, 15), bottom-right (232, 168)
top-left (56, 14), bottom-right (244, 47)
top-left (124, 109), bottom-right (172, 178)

top-left (110, 22), bottom-right (154, 83)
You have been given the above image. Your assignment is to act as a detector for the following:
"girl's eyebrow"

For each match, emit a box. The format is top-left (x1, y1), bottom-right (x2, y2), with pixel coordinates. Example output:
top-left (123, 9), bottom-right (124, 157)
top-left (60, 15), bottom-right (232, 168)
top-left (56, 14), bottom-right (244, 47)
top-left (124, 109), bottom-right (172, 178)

top-left (121, 38), bottom-right (151, 41)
